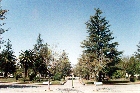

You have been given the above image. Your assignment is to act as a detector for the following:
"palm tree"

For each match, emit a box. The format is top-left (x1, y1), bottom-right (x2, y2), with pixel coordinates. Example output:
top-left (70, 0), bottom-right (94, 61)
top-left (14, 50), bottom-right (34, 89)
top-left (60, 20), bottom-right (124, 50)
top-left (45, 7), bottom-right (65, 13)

top-left (19, 50), bottom-right (35, 78)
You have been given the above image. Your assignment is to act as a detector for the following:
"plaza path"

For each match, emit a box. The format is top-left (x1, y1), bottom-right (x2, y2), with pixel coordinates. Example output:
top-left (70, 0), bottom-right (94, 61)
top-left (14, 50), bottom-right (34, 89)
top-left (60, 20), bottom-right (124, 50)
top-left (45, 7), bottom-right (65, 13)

top-left (0, 80), bottom-right (93, 93)
top-left (54, 80), bottom-right (140, 93)
top-left (1, 80), bottom-right (140, 93)
top-left (57, 79), bottom-right (91, 93)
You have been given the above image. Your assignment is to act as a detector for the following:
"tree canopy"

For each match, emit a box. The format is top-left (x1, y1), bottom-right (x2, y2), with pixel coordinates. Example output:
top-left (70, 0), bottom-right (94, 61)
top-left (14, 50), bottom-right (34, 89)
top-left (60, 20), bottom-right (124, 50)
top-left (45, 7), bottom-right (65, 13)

top-left (0, 39), bottom-right (16, 77)
top-left (0, 2), bottom-right (8, 47)
top-left (80, 8), bottom-right (122, 81)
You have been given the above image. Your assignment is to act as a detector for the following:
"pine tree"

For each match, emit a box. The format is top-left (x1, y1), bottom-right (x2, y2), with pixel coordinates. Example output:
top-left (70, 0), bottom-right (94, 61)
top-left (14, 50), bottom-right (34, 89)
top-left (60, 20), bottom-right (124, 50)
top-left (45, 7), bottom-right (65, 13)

top-left (135, 42), bottom-right (140, 59)
top-left (33, 34), bottom-right (51, 77)
top-left (81, 8), bottom-right (122, 81)
top-left (0, 39), bottom-right (16, 78)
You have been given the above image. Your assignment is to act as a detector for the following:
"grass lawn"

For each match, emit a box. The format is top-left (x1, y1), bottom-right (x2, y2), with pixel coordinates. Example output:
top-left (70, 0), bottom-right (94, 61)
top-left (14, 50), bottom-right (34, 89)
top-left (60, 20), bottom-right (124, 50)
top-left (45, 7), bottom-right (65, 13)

top-left (0, 77), bottom-right (66, 85)
top-left (82, 78), bottom-right (131, 85)
top-left (0, 77), bottom-right (17, 83)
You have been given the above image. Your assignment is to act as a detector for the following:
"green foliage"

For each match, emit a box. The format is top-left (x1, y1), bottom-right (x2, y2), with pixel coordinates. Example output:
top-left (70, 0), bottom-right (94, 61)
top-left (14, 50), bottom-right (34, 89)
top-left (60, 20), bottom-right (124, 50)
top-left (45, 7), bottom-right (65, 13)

top-left (0, 3), bottom-right (8, 46)
top-left (79, 8), bottom-right (122, 81)
top-left (103, 80), bottom-right (130, 84)
top-left (132, 42), bottom-right (140, 75)
top-left (74, 53), bottom-right (93, 80)
top-left (116, 55), bottom-right (140, 80)
top-left (138, 76), bottom-right (140, 80)
top-left (33, 34), bottom-right (50, 76)
top-left (126, 56), bottom-right (140, 75)
top-left (130, 75), bottom-right (136, 82)
top-left (33, 33), bottom-right (44, 54)
top-left (0, 78), bottom-right (17, 83)
top-left (18, 34), bottom-right (72, 81)
top-left (135, 42), bottom-right (140, 59)
top-left (51, 50), bottom-right (71, 80)
top-left (51, 81), bottom-right (65, 85)
top-left (112, 70), bottom-right (124, 79)
top-left (0, 39), bottom-right (16, 77)
top-left (19, 50), bottom-right (35, 78)
top-left (0, 2), bottom-right (11, 75)
top-left (19, 34), bottom-right (51, 79)
top-left (0, 2), bottom-right (73, 81)
top-left (29, 73), bottom-right (36, 81)
top-left (53, 72), bottom-right (62, 81)
top-left (53, 50), bottom-right (71, 79)
top-left (85, 81), bottom-right (94, 84)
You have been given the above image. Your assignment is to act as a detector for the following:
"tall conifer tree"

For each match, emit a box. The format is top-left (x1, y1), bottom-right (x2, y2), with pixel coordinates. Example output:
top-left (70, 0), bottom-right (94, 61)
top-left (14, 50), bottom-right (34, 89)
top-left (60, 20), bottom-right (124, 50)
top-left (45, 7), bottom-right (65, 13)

top-left (81, 8), bottom-right (122, 81)
top-left (0, 39), bottom-right (16, 78)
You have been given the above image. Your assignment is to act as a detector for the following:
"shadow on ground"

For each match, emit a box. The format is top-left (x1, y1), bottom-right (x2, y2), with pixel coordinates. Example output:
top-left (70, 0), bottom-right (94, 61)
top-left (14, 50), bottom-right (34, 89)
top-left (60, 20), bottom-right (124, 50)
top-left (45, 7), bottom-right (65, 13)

top-left (0, 84), bottom-right (39, 88)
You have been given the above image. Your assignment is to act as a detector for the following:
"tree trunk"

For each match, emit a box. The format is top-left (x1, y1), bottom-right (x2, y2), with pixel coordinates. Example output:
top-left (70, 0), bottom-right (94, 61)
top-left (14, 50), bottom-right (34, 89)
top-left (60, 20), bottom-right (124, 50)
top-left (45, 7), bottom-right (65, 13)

top-left (24, 67), bottom-right (28, 78)
top-left (94, 71), bottom-right (98, 82)
top-left (4, 72), bottom-right (8, 78)
top-left (98, 71), bottom-right (103, 82)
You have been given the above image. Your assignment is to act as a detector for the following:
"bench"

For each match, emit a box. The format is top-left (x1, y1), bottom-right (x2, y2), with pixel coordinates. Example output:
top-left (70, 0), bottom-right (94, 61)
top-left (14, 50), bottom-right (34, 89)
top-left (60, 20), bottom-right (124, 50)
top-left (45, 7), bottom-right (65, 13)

top-left (43, 81), bottom-right (51, 85)
top-left (94, 82), bottom-right (103, 86)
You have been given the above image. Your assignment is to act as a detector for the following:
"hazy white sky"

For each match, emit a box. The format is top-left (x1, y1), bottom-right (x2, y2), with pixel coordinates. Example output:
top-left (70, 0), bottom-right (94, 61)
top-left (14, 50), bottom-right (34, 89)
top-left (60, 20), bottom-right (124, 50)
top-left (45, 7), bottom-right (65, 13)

top-left (1, 0), bottom-right (140, 64)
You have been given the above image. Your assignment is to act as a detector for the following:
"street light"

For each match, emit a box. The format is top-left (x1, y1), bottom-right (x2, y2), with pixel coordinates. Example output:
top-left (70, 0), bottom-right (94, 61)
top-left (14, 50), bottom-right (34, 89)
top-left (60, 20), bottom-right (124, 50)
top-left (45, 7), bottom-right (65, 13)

top-left (47, 70), bottom-right (50, 91)
top-left (72, 73), bottom-right (74, 88)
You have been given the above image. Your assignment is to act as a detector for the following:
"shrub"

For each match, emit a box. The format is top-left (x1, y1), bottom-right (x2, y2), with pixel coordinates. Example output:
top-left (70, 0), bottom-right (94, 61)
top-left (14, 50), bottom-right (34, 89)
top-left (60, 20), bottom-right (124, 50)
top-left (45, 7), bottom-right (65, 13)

top-left (112, 70), bottom-right (124, 79)
top-left (138, 76), bottom-right (140, 80)
top-left (53, 73), bottom-right (61, 81)
top-left (130, 75), bottom-right (136, 82)
top-left (29, 73), bottom-right (36, 81)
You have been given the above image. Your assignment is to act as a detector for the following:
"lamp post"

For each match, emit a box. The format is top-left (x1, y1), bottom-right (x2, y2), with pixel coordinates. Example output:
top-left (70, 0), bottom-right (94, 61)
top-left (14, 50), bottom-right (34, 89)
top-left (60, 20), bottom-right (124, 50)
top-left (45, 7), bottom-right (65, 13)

top-left (72, 73), bottom-right (74, 88)
top-left (47, 70), bottom-right (50, 91)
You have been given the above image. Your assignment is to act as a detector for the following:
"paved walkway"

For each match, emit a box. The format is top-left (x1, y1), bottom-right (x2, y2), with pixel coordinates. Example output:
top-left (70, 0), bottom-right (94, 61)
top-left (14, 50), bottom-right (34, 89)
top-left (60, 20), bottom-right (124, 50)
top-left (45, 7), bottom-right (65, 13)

top-left (64, 79), bottom-right (83, 88)
top-left (58, 80), bottom-right (140, 93)
top-left (1, 80), bottom-right (140, 93)
top-left (55, 79), bottom-right (100, 93)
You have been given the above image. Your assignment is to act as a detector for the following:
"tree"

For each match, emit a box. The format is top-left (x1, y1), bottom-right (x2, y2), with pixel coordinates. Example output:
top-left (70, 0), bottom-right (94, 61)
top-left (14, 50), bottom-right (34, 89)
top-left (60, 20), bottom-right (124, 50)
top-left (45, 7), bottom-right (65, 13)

top-left (0, 1), bottom-right (8, 47)
top-left (133, 42), bottom-right (140, 75)
top-left (19, 50), bottom-right (35, 78)
top-left (75, 53), bottom-right (94, 80)
top-left (59, 50), bottom-right (71, 78)
top-left (126, 56), bottom-right (140, 76)
top-left (117, 55), bottom-right (140, 79)
top-left (81, 8), bottom-right (122, 81)
top-left (116, 56), bottom-right (129, 78)
top-left (0, 39), bottom-right (16, 78)
top-left (53, 50), bottom-right (71, 80)
top-left (135, 42), bottom-right (140, 59)
top-left (130, 41), bottom-right (140, 76)
top-left (33, 34), bottom-right (51, 77)
top-left (33, 33), bottom-right (44, 54)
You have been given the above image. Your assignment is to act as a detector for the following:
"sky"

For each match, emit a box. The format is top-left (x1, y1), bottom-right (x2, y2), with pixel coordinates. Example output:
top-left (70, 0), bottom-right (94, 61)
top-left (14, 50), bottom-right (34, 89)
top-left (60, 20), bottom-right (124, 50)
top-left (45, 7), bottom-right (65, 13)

top-left (1, 0), bottom-right (140, 64)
